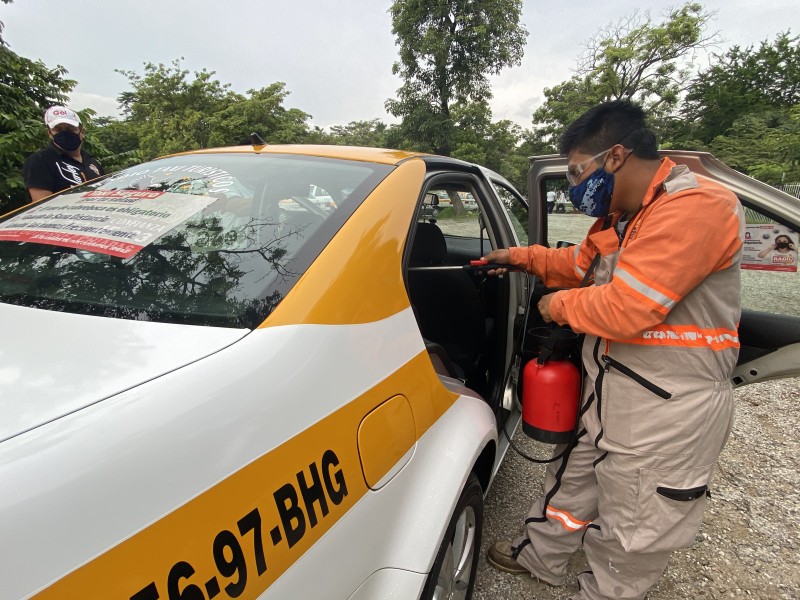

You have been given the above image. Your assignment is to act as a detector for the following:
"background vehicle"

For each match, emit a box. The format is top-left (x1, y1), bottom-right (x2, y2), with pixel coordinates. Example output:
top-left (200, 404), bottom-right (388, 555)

top-left (0, 145), bottom-right (531, 600)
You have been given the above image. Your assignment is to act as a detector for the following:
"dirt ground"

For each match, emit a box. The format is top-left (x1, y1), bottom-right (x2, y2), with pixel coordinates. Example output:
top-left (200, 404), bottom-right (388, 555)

top-left (434, 212), bottom-right (800, 598)
top-left (473, 377), bottom-right (800, 599)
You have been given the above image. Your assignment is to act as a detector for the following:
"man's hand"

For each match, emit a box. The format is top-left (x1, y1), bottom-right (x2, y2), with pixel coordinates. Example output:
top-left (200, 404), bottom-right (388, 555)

top-left (538, 293), bottom-right (555, 323)
top-left (481, 249), bottom-right (511, 276)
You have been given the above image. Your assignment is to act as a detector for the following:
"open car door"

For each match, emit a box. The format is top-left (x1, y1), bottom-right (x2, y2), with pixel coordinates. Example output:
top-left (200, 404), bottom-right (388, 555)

top-left (527, 150), bottom-right (800, 387)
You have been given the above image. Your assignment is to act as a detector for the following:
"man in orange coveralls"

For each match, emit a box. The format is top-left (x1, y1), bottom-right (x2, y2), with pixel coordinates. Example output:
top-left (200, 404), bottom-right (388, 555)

top-left (484, 100), bottom-right (744, 599)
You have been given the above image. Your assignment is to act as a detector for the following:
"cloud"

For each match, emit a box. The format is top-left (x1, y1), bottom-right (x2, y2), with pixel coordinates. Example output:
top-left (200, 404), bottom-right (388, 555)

top-left (68, 92), bottom-right (122, 119)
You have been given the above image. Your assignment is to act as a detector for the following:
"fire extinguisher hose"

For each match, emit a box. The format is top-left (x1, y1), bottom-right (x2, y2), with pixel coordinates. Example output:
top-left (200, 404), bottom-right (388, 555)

top-left (501, 215), bottom-right (611, 463)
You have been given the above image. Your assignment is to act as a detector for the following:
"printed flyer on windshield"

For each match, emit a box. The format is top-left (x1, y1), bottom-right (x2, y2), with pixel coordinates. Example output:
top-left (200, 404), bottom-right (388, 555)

top-left (0, 190), bottom-right (215, 258)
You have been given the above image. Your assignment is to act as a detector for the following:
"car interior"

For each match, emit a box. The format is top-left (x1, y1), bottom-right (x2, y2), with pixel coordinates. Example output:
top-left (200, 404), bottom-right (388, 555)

top-left (404, 179), bottom-right (521, 411)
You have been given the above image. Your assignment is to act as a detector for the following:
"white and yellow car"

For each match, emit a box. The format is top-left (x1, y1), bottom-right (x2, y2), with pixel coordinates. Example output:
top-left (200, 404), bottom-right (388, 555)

top-left (6, 145), bottom-right (797, 600)
top-left (0, 146), bottom-right (532, 599)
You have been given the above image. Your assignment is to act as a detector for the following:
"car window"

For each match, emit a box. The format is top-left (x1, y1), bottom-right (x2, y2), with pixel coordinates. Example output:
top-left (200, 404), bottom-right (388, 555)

top-left (0, 153), bottom-right (391, 328)
top-left (491, 180), bottom-right (528, 246)
top-left (422, 188), bottom-right (482, 238)
top-left (740, 205), bottom-right (800, 316)
top-left (540, 176), bottom-right (584, 248)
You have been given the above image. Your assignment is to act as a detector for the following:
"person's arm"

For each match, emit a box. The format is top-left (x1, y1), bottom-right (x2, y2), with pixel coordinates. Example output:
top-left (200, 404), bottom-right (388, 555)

top-left (757, 244), bottom-right (775, 258)
top-left (547, 188), bottom-right (743, 340)
top-left (28, 188), bottom-right (53, 203)
top-left (482, 242), bottom-right (596, 287)
top-left (23, 152), bottom-right (55, 203)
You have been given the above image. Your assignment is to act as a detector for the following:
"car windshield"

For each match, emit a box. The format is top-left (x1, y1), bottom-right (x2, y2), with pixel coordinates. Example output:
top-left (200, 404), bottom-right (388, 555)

top-left (0, 153), bottom-right (391, 328)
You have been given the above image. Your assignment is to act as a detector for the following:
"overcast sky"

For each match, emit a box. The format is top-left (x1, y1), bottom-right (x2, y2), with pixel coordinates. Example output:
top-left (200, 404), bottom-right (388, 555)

top-left (2, 0), bottom-right (797, 129)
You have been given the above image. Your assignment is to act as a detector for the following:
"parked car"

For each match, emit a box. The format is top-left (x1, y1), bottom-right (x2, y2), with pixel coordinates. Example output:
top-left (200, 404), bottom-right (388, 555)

top-left (0, 145), bottom-right (530, 600)
top-left (1, 145), bottom-right (797, 600)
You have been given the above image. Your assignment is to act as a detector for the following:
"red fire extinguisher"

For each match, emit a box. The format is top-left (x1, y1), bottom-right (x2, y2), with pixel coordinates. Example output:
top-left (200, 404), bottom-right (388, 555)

top-left (521, 326), bottom-right (581, 444)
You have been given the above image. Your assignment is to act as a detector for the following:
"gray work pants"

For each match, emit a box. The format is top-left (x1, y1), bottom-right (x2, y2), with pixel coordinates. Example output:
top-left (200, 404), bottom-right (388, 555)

top-left (514, 424), bottom-right (730, 599)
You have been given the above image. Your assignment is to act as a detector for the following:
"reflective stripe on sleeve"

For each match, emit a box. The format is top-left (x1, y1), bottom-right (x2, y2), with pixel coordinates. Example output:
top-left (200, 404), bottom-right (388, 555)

top-left (573, 245), bottom-right (586, 279)
top-left (622, 324), bottom-right (740, 350)
top-left (613, 266), bottom-right (678, 314)
top-left (545, 506), bottom-right (592, 532)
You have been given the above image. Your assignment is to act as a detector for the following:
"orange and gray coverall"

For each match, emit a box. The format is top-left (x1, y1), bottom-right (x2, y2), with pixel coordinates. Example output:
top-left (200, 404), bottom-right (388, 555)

top-left (508, 158), bottom-right (744, 600)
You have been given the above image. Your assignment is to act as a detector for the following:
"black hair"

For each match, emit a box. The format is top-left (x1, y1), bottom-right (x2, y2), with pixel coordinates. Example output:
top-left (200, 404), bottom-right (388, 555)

top-left (558, 100), bottom-right (659, 160)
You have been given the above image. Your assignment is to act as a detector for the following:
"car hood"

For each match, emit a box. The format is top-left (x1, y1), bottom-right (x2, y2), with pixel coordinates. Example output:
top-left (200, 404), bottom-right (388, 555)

top-left (0, 303), bottom-right (248, 443)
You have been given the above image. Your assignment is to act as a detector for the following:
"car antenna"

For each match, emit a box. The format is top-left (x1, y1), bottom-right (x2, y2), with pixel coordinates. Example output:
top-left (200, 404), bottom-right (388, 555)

top-left (250, 132), bottom-right (267, 148)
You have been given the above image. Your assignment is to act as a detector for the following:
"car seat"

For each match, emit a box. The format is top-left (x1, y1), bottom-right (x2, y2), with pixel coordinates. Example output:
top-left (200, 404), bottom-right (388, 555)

top-left (407, 222), bottom-right (487, 381)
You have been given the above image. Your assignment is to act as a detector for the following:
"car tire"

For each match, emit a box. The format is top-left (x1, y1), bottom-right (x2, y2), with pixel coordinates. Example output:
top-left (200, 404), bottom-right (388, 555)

top-left (420, 473), bottom-right (483, 600)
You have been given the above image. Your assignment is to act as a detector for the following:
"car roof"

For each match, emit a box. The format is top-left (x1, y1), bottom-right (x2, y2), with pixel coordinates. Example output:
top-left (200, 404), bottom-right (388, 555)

top-left (167, 144), bottom-right (428, 166)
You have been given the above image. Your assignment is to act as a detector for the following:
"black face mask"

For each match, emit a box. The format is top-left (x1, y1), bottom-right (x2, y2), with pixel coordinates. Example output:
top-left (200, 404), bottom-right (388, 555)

top-left (775, 241), bottom-right (791, 249)
top-left (53, 131), bottom-right (82, 152)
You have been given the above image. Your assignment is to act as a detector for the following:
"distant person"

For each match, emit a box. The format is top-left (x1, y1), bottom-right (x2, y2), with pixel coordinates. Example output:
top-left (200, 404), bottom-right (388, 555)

top-left (555, 190), bottom-right (568, 213)
top-left (23, 106), bottom-right (104, 203)
top-left (546, 189), bottom-right (556, 213)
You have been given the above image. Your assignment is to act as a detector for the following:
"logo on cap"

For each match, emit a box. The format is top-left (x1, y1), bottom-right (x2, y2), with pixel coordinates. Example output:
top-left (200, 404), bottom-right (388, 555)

top-left (44, 106), bottom-right (81, 129)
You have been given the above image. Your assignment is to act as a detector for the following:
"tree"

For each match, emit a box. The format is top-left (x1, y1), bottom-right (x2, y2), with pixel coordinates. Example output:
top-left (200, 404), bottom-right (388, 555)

top-left (85, 116), bottom-right (142, 173)
top-left (207, 82), bottom-right (313, 148)
top-left (386, 0), bottom-right (526, 156)
top-left (708, 107), bottom-right (800, 185)
top-left (0, 43), bottom-right (76, 211)
top-left (679, 32), bottom-right (800, 144)
top-left (325, 119), bottom-right (389, 147)
top-left (533, 2), bottom-right (716, 141)
top-left (114, 60), bottom-right (312, 161)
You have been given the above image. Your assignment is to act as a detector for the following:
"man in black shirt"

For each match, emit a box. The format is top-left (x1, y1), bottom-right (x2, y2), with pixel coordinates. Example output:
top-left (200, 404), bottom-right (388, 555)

top-left (23, 106), bottom-right (105, 203)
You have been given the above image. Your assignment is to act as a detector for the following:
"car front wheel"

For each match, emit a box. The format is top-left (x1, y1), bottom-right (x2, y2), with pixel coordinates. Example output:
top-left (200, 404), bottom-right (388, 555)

top-left (420, 473), bottom-right (484, 600)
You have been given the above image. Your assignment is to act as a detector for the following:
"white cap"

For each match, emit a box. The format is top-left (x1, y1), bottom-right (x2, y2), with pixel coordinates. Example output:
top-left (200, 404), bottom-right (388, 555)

top-left (44, 106), bottom-right (81, 129)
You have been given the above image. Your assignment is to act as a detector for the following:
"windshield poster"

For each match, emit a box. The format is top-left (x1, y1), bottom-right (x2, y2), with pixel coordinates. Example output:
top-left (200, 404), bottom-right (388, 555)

top-left (741, 224), bottom-right (798, 272)
top-left (0, 191), bottom-right (215, 258)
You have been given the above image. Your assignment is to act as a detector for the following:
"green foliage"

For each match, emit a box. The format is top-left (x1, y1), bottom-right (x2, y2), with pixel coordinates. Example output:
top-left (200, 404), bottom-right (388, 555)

top-left (387, 0), bottom-right (526, 155)
top-left (84, 116), bottom-right (143, 173)
top-left (323, 119), bottom-right (389, 147)
top-left (448, 100), bottom-right (534, 191)
top-left (680, 32), bottom-right (800, 144)
top-left (533, 2), bottom-right (714, 142)
top-left (0, 45), bottom-right (75, 211)
top-left (709, 106), bottom-right (800, 185)
top-left (111, 60), bottom-right (312, 161)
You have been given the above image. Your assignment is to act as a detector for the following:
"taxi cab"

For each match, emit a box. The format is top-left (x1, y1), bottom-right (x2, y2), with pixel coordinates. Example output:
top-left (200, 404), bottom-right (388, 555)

top-left (2, 145), bottom-right (798, 600)
top-left (0, 145), bottom-right (531, 600)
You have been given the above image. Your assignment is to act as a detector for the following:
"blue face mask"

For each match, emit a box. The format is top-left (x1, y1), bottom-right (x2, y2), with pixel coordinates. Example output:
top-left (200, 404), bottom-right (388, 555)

top-left (568, 167), bottom-right (614, 217)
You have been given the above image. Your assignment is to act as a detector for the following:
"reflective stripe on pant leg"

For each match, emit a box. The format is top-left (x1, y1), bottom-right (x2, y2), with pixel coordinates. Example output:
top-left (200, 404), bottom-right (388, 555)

top-left (514, 432), bottom-right (603, 586)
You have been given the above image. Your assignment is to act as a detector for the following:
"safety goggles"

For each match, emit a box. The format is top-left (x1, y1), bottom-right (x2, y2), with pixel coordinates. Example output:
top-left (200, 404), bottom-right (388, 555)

top-left (566, 149), bottom-right (611, 186)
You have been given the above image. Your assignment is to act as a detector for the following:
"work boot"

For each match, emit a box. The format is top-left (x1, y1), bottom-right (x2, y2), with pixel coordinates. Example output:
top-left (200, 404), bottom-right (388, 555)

top-left (487, 540), bottom-right (529, 575)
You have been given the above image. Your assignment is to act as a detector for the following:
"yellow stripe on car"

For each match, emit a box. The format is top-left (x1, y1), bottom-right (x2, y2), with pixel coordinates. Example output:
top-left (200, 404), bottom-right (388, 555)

top-left (34, 319), bottom-right (456, 598)
top-left (260, 158), bottom-right (426, 327)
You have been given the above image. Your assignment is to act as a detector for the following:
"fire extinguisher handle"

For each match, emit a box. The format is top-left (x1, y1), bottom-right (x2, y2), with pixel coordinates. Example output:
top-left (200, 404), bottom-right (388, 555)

top-left (468, 260), bottom-right (524, 272)
top-left (537, 325), bottom-right (569, 364)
